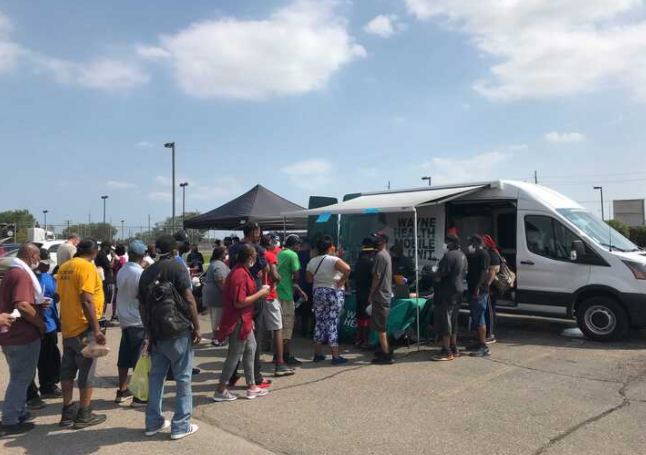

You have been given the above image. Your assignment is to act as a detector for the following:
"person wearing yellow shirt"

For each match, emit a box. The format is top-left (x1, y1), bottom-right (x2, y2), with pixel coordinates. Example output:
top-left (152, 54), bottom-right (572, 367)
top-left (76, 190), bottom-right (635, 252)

top-left (57, 238), bottom-right (107, 430)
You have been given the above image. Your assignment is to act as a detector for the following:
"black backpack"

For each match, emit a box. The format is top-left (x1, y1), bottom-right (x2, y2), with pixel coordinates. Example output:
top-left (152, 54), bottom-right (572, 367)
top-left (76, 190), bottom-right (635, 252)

top-left (145, 262), bottom-right (192, 341)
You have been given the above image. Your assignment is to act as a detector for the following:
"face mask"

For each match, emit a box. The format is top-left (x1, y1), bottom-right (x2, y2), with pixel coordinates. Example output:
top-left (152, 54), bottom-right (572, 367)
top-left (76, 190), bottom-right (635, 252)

top-left (31, 260), bottom-right (39, 270)
top-left (248, 260), bottom-right (256, 268)
top-left (442, 243), bottom-right (449, 253)
top-left (468, 245), bottom-right (476, 254)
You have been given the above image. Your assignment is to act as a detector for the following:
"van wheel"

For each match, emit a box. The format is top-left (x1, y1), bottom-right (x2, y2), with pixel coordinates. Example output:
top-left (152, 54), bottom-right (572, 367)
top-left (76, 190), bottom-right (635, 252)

top-left (576, 297), bottom-right (629, 342)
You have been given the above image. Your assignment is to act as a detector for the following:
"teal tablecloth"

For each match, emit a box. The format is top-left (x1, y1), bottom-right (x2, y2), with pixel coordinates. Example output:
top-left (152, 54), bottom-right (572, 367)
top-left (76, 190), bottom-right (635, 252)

top-left (338, 294), bottom-right (433, 344)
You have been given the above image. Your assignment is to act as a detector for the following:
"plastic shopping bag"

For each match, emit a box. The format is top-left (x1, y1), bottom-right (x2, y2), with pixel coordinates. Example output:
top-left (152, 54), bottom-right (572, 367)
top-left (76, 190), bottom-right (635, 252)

top-left (81, 342), bottom-right (111, 358)
top-left (129, 356), bottom-right (151, 401)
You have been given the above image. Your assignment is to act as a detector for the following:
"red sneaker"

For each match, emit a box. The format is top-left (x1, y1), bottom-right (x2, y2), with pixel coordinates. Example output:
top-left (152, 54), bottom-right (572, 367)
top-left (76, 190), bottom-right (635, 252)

top-left (257, 378), bottom-right (272, 389)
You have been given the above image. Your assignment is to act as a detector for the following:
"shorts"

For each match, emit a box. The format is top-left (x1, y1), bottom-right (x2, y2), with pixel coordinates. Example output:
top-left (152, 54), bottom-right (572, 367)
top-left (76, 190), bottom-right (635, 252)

top-left (370, 300), bottom-right (391, 333)
top-left (263, 299), bottom-right (283, 331)
top-left (117, 326), bottom-right (146, 369)
top-left (61, 330), bottom-right (98, 389)
top-left (435, 294), bottom-right (461, 337)
top-left (469, 292), bottom-right (489, 329)
top-left (279, 299), bottom-right (295, 340)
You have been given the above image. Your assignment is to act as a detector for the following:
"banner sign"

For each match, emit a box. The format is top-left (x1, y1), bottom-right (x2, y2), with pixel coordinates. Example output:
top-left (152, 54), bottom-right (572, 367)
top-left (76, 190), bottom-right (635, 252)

top-left (384, 205), bottom-right (445, 265)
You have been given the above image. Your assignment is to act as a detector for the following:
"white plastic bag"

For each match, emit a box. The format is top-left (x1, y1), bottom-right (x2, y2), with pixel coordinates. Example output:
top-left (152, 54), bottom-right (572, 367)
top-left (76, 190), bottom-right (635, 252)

top-left (81, 341), bottom-right (111, 358)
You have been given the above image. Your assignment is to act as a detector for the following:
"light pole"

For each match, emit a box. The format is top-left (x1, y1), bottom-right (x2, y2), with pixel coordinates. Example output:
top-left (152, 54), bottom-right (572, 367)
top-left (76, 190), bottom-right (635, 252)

top-left (101, 195), bottom-right (109, 239)
top-left (42, 210), bottom-right (48, 234)
top-left (594, 186), bottom-right (605, 220)
top-left (121, 220), bottom-right (125, 240)
top-left (180, 182), bottom-right (189, 227)
top-left (164, 142), bottom-right (176, 232)
top-left (422, 176), bottom-right (432, 187)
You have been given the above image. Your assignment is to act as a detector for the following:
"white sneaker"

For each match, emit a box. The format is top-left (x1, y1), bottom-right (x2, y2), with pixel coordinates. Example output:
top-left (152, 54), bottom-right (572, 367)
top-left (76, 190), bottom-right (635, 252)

top-left (145, 419), bottom-right (171, 437)
top-left (246, 388), bottom-right (269, 400)
top-left (213, 390), bottom-right (237, 402)
top-left (171, 423), bottom-right (199, 440)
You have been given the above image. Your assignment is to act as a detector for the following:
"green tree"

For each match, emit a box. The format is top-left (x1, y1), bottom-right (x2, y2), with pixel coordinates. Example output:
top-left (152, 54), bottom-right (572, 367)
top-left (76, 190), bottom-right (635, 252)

top-left (0, 209), bottom-right (37, 242)
top-left (62, 223), bottom-right (118, 241)
top-left (629, 226), bottom-right (646, 248)
top-left (606, 219), bottom-right (631, 238)
top-left (140, 212), bottom-right (205, 244)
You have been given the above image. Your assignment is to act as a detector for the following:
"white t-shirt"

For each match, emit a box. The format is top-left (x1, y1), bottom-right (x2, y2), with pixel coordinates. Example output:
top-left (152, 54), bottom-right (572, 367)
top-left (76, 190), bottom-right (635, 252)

top-left (307, 255), bottom-right (342, 289)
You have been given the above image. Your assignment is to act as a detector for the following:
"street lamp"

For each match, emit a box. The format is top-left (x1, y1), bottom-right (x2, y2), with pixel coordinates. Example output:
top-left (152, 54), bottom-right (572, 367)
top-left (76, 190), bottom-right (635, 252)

top-left (164, 142), bottom-right (176, 232)
top-left (594, 186), bottom-right (605, 221)
top-left (421, 176), bottom-right (432, 187)
top-left (121, 220), bottom-right (125, 240)
top-left (179, 182), bottom-right (189, 227)
top-left (101, 195), bottom-right (109, 239)
top-left (42, 210), bottom-right (48, 234)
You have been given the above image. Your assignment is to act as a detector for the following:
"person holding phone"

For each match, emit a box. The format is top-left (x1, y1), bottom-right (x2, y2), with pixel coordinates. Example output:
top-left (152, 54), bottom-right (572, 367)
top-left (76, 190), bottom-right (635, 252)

top-left (213, 244), bottom-right (270, 402)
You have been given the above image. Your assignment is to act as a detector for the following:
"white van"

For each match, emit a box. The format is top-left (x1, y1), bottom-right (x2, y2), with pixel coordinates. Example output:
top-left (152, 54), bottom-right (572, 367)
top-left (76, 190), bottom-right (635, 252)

top-left (297, 180), bottom-right (646, 342)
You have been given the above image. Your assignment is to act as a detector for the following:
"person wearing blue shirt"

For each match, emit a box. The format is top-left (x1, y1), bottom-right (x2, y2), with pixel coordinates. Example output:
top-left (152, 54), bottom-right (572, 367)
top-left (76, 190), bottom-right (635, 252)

top-left (26, 250), bottom-right (62, 407)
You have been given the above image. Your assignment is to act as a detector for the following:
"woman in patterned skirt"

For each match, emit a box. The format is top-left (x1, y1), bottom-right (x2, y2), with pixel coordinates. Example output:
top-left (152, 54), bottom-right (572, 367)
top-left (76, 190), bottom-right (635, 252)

top-left (306, 236), bottom-right (351, 365)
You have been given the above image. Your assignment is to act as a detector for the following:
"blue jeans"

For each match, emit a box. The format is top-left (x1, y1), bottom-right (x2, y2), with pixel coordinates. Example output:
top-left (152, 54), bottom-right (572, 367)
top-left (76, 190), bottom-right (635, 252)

top-left (2, 339), bottom-right (41, 425)
top-left (146, 331), bottom-right (193, 436)
top-left (469, 292), bottom-right (489, 330)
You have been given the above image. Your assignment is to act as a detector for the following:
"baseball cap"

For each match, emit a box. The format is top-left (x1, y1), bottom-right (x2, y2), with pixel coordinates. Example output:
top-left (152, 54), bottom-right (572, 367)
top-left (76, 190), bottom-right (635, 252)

top-left (128, 240), bottom-right (147, 256)
top-left (446, 233), bottom-right (460, 245)
top-left (372, 231), bottom-right (389, 244)
top-left (361, 237), bottom-right (376, 251)
top-left (39, 248), bottom-right (53, 266)
top-left (284, 234), bottom-right (301, 247)
top-left (156, 235), bottom-right (176, 255)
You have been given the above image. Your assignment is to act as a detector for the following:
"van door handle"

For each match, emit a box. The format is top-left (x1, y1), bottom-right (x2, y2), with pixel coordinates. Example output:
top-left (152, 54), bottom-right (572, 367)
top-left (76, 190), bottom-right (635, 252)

top-left (520, 261), bottom-right (535, 266)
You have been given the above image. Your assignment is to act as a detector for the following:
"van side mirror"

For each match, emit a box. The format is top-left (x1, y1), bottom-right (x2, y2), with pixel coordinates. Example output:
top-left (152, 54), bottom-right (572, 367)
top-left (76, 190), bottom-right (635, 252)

top-left (571, 240), bottom-right (585, 261)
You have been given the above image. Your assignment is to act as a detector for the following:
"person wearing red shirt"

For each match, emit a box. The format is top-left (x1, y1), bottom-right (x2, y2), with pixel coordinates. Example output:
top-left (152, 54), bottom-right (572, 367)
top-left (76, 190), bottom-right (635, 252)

top-left (213, 244), bottom-right (271, 402)
top-left (260, 235), bottom-right (294, 377)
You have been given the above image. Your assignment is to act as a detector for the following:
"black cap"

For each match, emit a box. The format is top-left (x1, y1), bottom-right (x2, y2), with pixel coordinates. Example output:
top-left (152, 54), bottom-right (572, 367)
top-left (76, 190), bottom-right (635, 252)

top-left (284, 234), bottom-right (301, 247)
top-left (156, 235), bottom-right (176, 255)
top-left (173, 230), bottom-right (189, 242)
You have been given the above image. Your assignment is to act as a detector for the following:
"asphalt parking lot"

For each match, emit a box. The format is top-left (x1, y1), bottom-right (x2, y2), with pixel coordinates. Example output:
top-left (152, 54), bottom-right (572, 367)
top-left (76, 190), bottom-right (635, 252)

top-left (2, 312), bottom-right (646, 455)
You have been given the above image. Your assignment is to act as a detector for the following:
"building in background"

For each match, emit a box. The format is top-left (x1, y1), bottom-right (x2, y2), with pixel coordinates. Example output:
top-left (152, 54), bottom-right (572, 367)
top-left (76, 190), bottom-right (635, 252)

top-left (613, 199), bottom-right (645, 227)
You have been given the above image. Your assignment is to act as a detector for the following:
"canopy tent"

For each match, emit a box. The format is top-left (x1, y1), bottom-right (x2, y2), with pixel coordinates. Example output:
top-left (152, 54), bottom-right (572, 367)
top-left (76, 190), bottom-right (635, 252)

top-left (285, 183), bottom-right (489, 347)
top-left (183, 184), bottom-right (308, 231)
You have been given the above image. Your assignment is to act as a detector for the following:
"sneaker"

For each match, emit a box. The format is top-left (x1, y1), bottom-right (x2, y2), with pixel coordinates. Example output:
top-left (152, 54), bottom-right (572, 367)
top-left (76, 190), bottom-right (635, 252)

top-left (19, 412), bottom-right (36, 424)
top-left (0, 422), bottom-right (36, 435)
top-left (211, 339), bottom-right (220, 347)
top-left (431, 349), bottom-right (454, 362)
top-left (331, 356), bottom-right (348, 366)
top-left (285, 356), bottom-right (302, 367)
top-left (450, 345), bottom-right (461, 358)
top-left (246, 388), bottom-right (269, 400)
top-left (73, 406), bottom-right (107, 430)
top-left (115, 389), bottom-right (133, 404)
top-left (274, 363), bottom-right (295, 377)
top-left (26, 397), bottom-right (46, 410)
top-left (213, 390), bottom-right (238, 402)
top-left (219, 339), bottom-right (229, 347)
top-left (469, 345), bottom-right (491, 357)
top-left (59, 403), bottom-right (79, 428)
top-left (40, 387), bottom-right (63, 399)
top-left (171, 423), bottom-right (199, 441)
top-left (486, 336), bottom-right (497, 345)
top-left (145, 419), bottom-right (171, 437)
top-left (371, 354), bottom-right (394, 365)
top-left (192, 368), bottom-right (201, 375)
top-left (256, 378), bottom-right (272, 389)
top-left (131, 397), bottom-right (148, 408)
top-left (312, 354), bottom-right (326, 362)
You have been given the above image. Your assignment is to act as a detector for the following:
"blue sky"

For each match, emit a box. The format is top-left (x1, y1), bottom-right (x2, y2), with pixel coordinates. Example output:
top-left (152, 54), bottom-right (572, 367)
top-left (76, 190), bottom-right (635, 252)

top-left (1, 0), bottom-right (646, 233)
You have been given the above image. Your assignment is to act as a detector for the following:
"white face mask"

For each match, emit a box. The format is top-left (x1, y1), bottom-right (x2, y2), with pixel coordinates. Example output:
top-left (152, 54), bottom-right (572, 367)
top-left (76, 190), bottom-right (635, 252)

top-left (442, 243), bottom-right (449, 253)
top-left (248, 260), bottom-right (256, 268)
top-left (31, 260), bottom-right (39, 270)
top-left (468, 245), bottom-right (476, 254)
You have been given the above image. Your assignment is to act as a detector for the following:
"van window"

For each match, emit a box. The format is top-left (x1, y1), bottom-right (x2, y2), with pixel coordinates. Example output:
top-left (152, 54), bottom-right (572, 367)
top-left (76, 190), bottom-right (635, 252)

top-left (525, 216), bottom-right (557, 258)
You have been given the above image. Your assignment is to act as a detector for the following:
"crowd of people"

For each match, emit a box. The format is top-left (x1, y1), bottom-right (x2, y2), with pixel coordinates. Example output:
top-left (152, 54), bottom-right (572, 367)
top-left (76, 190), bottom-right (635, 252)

top-left (0, 222), bottom-right (506, 439)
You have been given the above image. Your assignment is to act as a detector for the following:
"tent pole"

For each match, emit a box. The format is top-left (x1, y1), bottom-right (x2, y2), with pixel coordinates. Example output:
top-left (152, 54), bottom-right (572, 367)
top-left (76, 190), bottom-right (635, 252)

top-left (283, 216), bottom-right (287, 242)
top-left (414, 207), bottom-right (420, 350)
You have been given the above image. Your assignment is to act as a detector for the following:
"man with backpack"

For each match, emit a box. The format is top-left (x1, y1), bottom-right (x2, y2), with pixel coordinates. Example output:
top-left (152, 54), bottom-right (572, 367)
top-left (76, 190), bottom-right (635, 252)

top-left (138, 235), bottom-right (201, 440)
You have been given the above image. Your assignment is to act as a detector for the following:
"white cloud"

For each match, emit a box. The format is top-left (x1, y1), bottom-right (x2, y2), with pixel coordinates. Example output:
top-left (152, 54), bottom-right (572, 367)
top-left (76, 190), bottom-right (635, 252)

top-left (282, 158), bottom-right (332, 190)
top-left (404, 0), bottom-right (646, 102)
top-left (421, 150), bottom-right (512, 185)
top-left (188, 178), bottom-right (241, 201)
top-left (136, 141), bottom-right (155, 148)
top-left (135, 45), bottom-right (171, 60)
top-left (154, 175), bottom-right (172, 186)
top-left (0, 11), bottom-right (24, 72)
top-left (152, 0), bottom-right (365, 99)
top-left (364, 14), bottom-right (406, 38)
top-left (148, 191), bottom-right (171, 201)
top-left (106, 180), bottom-right (137, 190)
top-left (507, 143), bottom-right (529, 151)
top-left (544, 131), bottom-right (587, 143)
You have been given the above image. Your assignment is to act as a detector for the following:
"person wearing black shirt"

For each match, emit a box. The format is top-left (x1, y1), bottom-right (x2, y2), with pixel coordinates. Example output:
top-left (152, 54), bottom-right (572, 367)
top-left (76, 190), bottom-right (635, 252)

top-left (466, 235), bottom-right (492, 357)
top-left (352, 238), bottom-right (376, 348)
top-left (390, 243), bottom-right (416, 285)
top-left (95, 241), bottom-right (114, 320)
top-left (431, 234), bottom-right (467, 361)
top-left (186, 244), bottom-right (205, 274)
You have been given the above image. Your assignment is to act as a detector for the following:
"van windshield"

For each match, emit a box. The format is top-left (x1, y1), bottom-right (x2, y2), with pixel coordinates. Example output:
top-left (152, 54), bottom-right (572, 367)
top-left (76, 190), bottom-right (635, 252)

top-left (557, 209), bottom-right (639, 252)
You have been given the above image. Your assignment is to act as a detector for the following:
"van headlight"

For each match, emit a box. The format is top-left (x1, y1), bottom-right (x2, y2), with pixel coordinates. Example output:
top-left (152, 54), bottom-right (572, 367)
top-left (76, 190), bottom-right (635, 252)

top-left (622, 260), bottom-right (646, 280)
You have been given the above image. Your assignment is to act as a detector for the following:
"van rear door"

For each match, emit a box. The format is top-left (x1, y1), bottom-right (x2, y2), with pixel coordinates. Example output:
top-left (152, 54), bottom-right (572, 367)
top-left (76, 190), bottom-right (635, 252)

top-left (516, 213), bottom-right (591, 316)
